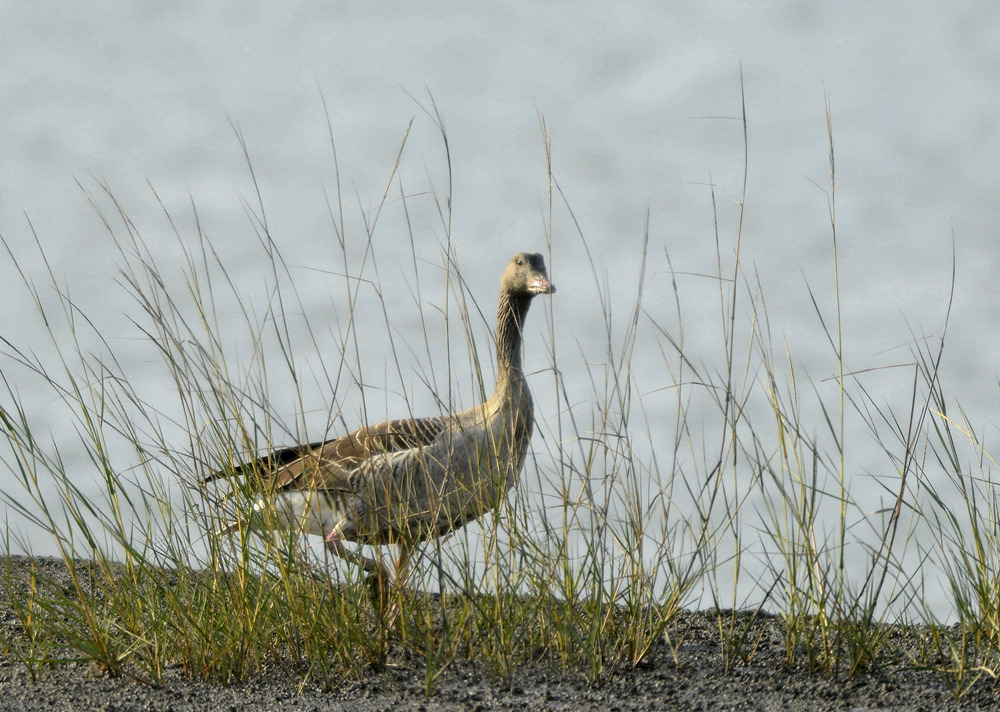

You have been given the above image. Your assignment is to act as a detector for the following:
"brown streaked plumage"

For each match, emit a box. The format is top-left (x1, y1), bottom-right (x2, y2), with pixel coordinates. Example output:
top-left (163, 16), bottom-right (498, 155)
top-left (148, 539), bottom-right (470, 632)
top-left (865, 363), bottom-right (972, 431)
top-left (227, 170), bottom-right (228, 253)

top-left (209, 252), bottom-right (555, 607)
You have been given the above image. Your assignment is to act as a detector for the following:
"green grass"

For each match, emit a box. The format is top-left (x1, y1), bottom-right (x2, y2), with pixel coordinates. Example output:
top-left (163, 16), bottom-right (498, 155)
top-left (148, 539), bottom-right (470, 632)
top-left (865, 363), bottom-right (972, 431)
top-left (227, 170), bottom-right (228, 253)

top-left (0, 104), bottom-right (997, 698)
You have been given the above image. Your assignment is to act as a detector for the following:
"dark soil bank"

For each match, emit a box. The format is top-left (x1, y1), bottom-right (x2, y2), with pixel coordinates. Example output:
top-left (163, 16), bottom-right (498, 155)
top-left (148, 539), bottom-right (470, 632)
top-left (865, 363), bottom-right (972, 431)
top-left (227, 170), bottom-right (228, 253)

top-left (2, 557), bottom-right (998, 711)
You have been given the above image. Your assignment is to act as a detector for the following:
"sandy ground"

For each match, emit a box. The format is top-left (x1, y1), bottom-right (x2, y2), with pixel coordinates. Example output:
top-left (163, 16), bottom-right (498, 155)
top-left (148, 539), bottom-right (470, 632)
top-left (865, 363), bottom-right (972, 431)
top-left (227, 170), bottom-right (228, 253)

top-left (2, 557), bottom-right (998, 711)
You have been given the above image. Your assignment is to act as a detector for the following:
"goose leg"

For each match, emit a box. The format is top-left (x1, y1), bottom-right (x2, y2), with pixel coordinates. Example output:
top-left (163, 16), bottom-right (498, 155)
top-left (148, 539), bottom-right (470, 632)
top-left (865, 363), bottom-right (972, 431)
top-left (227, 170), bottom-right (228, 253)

top-left (380, 543), bottom-right (415, 627)
top-left (322, 529), bottom-right (417, 626)
top-left (394, 543), bottom-right (416, 588)
top-left (323, 527), bottom-right (381, 573)
top-left (364, 542), bottom-right (416, 627)
top-left (323, 528), bottom-right (401, 623)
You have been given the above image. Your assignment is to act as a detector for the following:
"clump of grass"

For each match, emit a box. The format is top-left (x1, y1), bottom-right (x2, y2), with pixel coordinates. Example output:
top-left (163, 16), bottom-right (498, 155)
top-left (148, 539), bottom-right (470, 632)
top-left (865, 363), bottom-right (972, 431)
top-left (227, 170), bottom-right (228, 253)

top-left (0, 101), bottom-right (996, 699)
top-left (907, 340), bottom-right (1000, 696)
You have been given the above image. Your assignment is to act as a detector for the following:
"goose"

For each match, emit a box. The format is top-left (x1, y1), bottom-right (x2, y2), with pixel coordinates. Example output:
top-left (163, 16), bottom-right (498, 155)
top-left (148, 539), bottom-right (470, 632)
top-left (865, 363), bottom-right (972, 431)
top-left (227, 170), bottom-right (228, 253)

top-left (209, 252), bottom-right (555, 607)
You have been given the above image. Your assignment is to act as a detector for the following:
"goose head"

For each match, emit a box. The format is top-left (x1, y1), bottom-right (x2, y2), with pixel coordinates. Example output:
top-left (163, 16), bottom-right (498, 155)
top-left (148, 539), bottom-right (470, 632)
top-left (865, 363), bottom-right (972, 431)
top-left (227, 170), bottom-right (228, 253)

top-left (502, 252), bottom-right (556, 298)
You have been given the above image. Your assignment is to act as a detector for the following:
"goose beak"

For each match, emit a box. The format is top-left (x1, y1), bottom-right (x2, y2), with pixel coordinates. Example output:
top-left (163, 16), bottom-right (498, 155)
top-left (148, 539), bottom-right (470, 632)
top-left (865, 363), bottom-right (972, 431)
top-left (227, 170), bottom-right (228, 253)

top-left (528, 274), bottom-right (555, 295)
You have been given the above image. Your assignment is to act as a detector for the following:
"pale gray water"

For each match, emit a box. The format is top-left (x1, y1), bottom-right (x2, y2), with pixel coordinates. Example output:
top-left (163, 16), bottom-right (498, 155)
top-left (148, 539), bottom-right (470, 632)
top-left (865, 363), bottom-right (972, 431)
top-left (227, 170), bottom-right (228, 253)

top-left (1, 2), bottom-right (998, 616)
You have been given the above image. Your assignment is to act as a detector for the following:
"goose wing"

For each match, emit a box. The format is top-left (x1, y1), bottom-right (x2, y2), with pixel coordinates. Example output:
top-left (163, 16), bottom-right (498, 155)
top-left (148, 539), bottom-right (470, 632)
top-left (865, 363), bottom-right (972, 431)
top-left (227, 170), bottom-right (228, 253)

top-left (210, 415), bottom-right (450, 493)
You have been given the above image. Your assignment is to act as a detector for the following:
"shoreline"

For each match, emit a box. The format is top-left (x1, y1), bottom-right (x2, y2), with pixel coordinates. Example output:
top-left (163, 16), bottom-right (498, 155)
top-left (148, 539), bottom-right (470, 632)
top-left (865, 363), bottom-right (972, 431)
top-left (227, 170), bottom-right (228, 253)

top-left (2, 556), bottom-right (998, 711)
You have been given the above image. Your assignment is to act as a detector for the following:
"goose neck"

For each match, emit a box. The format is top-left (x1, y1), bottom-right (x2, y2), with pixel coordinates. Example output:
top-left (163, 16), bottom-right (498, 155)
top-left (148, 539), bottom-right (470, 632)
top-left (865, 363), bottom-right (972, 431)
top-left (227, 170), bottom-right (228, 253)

top-left (495, 292), bottom-right (530, 384)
